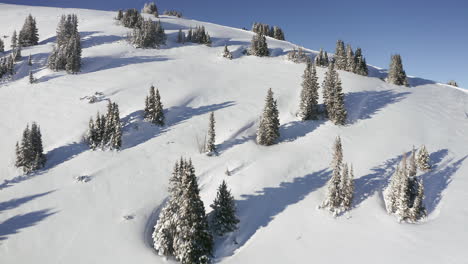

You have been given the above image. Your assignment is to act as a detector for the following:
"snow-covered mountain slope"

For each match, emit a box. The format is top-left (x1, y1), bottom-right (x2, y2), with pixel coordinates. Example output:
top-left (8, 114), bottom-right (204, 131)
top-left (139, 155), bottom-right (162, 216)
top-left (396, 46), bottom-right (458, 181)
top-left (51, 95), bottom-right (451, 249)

top-left (0, 4), bottom-right (467, 264)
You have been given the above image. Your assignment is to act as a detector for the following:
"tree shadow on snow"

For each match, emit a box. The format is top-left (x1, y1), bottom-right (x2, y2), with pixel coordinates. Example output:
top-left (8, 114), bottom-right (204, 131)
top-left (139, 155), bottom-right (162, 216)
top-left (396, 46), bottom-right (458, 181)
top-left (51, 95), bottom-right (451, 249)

top-left (81, 55), bottom-right (170, 74)
top-left (345, 90), bottom-right (410, 125)
top-left (81, 33), bottom-right (126, 49)
top-left (279, 119), bottom-right (326, 142)
top-left (367, 67), bottom-right (436, 87)
top-left (217, 121), bottom-right (256, 154)
top-left (214, 168), bottom-right (331, 259)
top-left (422, 152), bottom-right (466, 214)
top-left (121, 101), bottom-right (235, 150)
top-left (0, 191), bottom-right (55, 214)
top-left (0, 209), bottom-right (56, 241)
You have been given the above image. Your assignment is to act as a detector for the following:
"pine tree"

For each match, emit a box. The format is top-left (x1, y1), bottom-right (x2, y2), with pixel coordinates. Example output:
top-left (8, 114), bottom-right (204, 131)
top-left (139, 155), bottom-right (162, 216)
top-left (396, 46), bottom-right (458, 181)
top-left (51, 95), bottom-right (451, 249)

top-left (417, 145), bottom-right (431, 171)
top-left (222, 45), bottom-right (233, 59)
top-left (172, 159), bottom-right (213, 264)
top-left (345, 44), bottom-right (355, 72)
top-left (142, 2), bottom-right (159, 17)
top-left (322, 136), bottom-right (344, 213)
top-left (205, 112), bottom-right (216, 155)
top-left (387, 54), bottom-right (409, 87)
top-left (18, 14), bottom-right (39, 47)
top-left (177, 29), bottom-right (186, 44)
top-left (353, 48), bottom-right (368, 76)
top-left (408, 146), bottom-right (417, 177)
top-left (11, 30), bottom-right (17, 49)
top-left (28, 54), bottom-right (32, 66)
top-left (322, 62), bottom-right (347, 125)
top-left (272, 26), bottom-right (285, 40)
top-left (15, 122), bottom-right (46, 173)
top-left (48, 14), bottom-right (81, 73)
top-left (314, 48), bottom-right (329, 67)
top-left (250, 32), bottom-right (269, 57)
top-left (385, 164), bottom-right (401, 214)
top-left (257, 88), bottom-right (280, 146)
top-left (144, 85), bottom-right (165, 126)
top-left (334, 40), bottom-right (346, 70)
top-left (116, 10), bottom-right (123, 20)
top-left (298, 61), bottom-right (319, 120)
top-left (395, 154), bottom-right (411, 220)
top-left (409, 179), bottom-right (426, 221)
top-left (29, 70), bottom-right (35, 84)
top-left (344, 164), bottom-right (355, 209)
top-left (110, 103), bottom-right (122, 150)
top-left (210, 180), bottom-right (239, 236)
top-left (0, 38), bottom-right (4, 53)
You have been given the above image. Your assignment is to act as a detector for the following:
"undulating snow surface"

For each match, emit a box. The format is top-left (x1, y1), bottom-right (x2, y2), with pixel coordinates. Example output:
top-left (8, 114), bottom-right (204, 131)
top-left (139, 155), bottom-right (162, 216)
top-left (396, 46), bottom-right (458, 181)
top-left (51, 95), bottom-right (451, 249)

top-left (0, 4), bottom-right (467, 264)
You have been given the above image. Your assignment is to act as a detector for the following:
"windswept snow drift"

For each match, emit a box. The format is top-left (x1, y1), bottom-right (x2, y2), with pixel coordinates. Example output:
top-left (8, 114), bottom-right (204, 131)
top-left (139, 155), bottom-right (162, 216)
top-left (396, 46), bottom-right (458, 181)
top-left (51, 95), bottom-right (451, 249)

top-left (0, 4), bottom-right (467, 264)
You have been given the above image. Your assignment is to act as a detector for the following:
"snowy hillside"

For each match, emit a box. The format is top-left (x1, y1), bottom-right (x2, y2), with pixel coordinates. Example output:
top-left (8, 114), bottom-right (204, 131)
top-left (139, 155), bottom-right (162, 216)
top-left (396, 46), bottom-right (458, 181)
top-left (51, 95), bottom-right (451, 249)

top-left (1, 3), bottom-right (467, 264)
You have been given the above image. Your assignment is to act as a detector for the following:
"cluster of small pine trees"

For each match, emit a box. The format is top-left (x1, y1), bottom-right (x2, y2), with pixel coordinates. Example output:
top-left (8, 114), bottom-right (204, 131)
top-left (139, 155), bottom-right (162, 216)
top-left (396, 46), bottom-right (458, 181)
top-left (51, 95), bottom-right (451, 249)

top-left (144, 85), bottom-right (165, 125)
top-left (131, 19), bottom-right (166, 48)
top-left (287, 47), bottom-right (310, 63)
top-left (384, 146), bottom-right (430, 222)
top-left (142, 2), bottom-right (159, 17)
top-left (321, 136), bottom-right (355, 215)
top-left (86, 101), bottom-right (122, 150)
top-left (117, 9), bottom-right (143, 29)
top-left (249, 32), bottom-right (269, 57)
top-left (163, 10), bottom-right (183, 18)
top-left (0, 55), bottom-right (15, 79)
top-left (257, 88), bottom-right (280, 146)
top-left (322, 62), bottom-right (347, 125)
top-left (15, 122), bottom-right (46, 173)
top-left (387, 54), bottom-right (409, 86)
top-left (18, 14), bottom-right (39, 47)
top-left (222, 45), bottom-right (233, 59)
top-left (314, 48), bottom-right (330, 67)
top-left (47, 14), bottom-right (81, 73)
top-left (252, 22), bottom-right (285, 40)
top-left (186, 26), bottom-right (212, 45)
top-left (153, 159), bottom-right (225, 264)
top-left (333, 40), bottom-right (368, 76)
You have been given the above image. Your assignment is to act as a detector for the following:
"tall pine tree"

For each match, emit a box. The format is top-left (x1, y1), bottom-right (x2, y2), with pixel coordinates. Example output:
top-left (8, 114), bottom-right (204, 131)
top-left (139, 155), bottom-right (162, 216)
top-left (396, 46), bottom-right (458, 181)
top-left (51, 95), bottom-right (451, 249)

top-left (334, 40), bottom-right (346, 70)
top-left (18, 14), bottom-right (39, 47)
top-left (205, 112), bottom-right (216, 155)
top-left (144, 85), bottom-right (165, 126)
top-left (387, 54), bottom-right (409, 87)
top-left (298, 61), bottom-right (319, 120)
top-left (257, 88), bottom-right (280, 146)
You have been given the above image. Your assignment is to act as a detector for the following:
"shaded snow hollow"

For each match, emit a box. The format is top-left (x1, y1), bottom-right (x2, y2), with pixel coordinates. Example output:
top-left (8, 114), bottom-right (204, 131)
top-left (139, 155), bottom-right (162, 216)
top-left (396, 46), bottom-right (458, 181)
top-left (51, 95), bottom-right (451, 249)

top-left (0, 3), bottom-right (467, 264)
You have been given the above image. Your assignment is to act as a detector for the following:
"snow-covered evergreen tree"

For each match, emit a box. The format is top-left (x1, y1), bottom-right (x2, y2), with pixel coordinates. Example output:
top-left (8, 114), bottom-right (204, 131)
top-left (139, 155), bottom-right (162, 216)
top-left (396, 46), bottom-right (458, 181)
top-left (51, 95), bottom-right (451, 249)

top-left (272, 26), bottom-right (285, 40)
top-left (11, 30), bottom-right (17, 49)
top-left (28, 54), bottom-right (32, 66)
top-left (345, 44), bottom-right (355, 72)
top-left (153, 159), bottom-right (213, 263)
top-left (209, 180), bottom-right (239, 236)
top-left (417, 145), bottom-right (431, 171)
top-left (163, 10), bottom-right (183, 18)
top-left (334, 40), bottom-right (347, 70)
top-left (15, 122), bottom-right (46, 173)
top-left (250, 32), bottom-right (269, 57)
top-left (187, 26), bottom-right (211, 45)
top-left (48, 14), bottom-right (81, 73)
top-left (322, 62), bottom-right (347, 125)
top-left (131, 19), bottom-right (166, 48)
top-left (121, 9), bottom-right (143, 28)
top-left (287, 47), bottom-right (309, 63)
top-left (142, 2), bottom-right (159, 17)
top-left (322, 136), bottom-right (344, 214)
top-left (298, 61), bottom-right (319, 120)
top-left (85, 101), bottom-right (122, 150)
top-left (0, 38), bottom-right (4, 53)
top-left (18, 14), bottom-right (39, 47)
top-left (353, 48), bottom-right (368, 76)
top-left (144, 85), bottom-right (165, 126)
top-left (222, 45), bottom-right (233, 59)
top-left (257, 88), bottom-right (280, 146)
top-left (408, 146), bottom-right (417, 177)
top-left (387, 54), bottom-right (409, 87)
top-left (116, 10), bottom-right (123, 21)
top-left (384, 153), bottom-right (427, 222)
top-left (205, 112), bottom-right (216, 155)
top-left (447, 80), bottom-right (458, 87)
top-left (314, 48), bottom-right (329, 67)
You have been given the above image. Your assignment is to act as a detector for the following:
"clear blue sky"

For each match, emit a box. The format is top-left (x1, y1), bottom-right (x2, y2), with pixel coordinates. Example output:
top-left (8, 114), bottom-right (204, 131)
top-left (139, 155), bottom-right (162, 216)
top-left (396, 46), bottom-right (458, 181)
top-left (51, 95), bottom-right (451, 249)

top-left (3, 0), bottom-right (467, 88)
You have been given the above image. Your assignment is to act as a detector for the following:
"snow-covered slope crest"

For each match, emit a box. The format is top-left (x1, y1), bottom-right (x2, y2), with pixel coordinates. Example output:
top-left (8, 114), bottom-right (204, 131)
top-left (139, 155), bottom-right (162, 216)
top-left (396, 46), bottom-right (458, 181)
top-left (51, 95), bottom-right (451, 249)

top-left (0, 4), bottom-right (467, 264)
